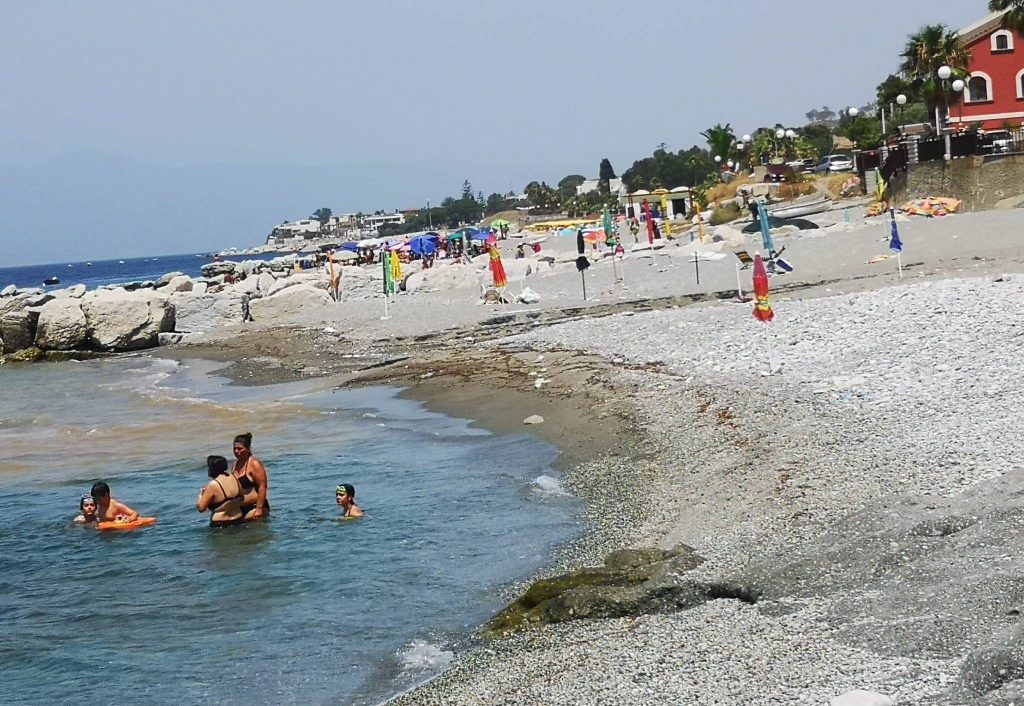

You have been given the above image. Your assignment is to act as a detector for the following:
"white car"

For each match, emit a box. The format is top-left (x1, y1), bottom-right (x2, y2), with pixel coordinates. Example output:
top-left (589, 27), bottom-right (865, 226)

top-left (813, 154), bottom-right (854, 173)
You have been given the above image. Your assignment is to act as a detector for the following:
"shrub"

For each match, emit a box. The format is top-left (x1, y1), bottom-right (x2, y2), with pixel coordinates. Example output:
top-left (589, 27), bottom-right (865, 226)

top-left (709, 202), bottom-right (742, 225)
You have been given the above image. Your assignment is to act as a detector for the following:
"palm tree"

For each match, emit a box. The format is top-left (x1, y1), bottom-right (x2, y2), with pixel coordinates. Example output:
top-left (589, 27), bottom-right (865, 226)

top-left (899, 24), bottom-right (971, 110)
top-left (990, 0), bottom-right (1024, 32)
top-left (700, 123), bottom-right (736, 161)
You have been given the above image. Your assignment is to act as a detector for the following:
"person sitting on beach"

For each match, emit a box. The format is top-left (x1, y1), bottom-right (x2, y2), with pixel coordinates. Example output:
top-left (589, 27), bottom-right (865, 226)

top-left (197, 455), bottom-right (245, 528)
top-left (515, 244), bottom-right (525, 259)
top-left (91, 481), bottom-right (139, 522)
top-left (335, 484), bottom-right (364, 518)
top-left (232, 432), bottom-right (270, 520)
top-left (74, 493), bottom-right (98, 524)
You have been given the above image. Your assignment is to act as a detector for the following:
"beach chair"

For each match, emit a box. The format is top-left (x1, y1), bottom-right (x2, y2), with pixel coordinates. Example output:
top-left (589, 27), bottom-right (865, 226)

top-left (734, 250), bottom-right (754, 269)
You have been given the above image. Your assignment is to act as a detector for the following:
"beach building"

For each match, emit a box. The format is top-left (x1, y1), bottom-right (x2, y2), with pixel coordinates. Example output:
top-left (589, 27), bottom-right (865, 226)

top-left (618, 187), bottom-right (693, 220)
top-left (576, 177), bottom-right (626, 197)
top-left (266, 219), bottom-right (322, 244)
top-left (364, 212), bottom-right (405, 233)
top-left (952, 10), bottom-right (1024, 130)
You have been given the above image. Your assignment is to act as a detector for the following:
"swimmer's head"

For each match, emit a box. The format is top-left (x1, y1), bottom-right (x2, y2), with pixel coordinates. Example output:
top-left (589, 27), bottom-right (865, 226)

top-left (233, 433), bottom-right (253, 457)
top-left (335, 484), bottom-right (356, 505)
top-left (90, 482), bottom-right (110, 501)
top-left (80, 494), bottom-right (96, 514)
top-left (206, 455), bottom-right (229, 478)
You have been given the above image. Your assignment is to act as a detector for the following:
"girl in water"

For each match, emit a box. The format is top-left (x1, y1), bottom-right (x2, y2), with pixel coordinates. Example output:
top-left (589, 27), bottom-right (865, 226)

top-left (197, 455), bottom-right (245, 527)
top-left (335, 484), bottom-right (364, 518)
top-left (73, 494), bottom-right (98, 524)
top-left (231, 433), bottom-right (270, 520)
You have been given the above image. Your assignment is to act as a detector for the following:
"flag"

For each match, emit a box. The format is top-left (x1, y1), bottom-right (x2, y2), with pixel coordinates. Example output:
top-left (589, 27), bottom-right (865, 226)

top-left (752, 255), bottom-right (774, 322)
top-left (489, 244), bottom-right (507, 289)
top-left (875, 168), bottom-right (887, 204)
top-left (389, 250), bottom-right (403, 284)
top-left (641, 200), bottom-right (655, 244)
top-left (756, 203), bottom-right (776, 255)
top-left (889, 208), bottom-right (903, 252)
top-left (381, 250), bottom-right (395, 295)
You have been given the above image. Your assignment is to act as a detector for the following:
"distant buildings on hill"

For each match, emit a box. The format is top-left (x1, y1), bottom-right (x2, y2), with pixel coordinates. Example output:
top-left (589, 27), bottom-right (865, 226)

top-left (265, 211), bottom-right (407, 246)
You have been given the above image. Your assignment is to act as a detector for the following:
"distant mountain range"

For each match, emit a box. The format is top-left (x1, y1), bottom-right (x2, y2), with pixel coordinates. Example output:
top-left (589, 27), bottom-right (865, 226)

top-left (0, 152), bottom-right (577, 265)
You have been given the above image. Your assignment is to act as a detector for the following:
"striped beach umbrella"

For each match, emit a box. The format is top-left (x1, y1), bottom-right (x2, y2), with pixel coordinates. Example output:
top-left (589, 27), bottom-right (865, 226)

top-left (752, 254), bottom-right (774, 322)
top-left (488, 244), bottom-right (507, 289)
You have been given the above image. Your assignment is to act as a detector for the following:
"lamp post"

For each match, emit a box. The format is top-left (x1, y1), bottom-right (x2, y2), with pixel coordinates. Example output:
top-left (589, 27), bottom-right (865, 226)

top-left (951, 78), bottom-right (965, 130)
top-left (895, 93), bottom-right (907, 135)
top-left (936, 65), bottom-right (952, 133)
top-left (427, 200), bottom-right (432, 230)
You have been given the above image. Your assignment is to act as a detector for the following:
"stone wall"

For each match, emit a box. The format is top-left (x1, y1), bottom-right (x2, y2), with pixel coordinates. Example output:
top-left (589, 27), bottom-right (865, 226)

top-left (901, 154), bottom-right (1024, 211)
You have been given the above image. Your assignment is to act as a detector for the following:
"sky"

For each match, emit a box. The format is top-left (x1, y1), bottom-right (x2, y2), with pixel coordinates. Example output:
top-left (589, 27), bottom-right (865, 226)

top-left (0, 0), bottom-right (983, 265)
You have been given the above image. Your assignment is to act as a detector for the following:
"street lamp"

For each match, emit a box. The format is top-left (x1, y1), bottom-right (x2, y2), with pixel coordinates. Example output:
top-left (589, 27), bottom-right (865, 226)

top-left (951, 78), bottom-right (965, 129)
top-left (848, 107), bottom-right (859, 117)
top-left (714, 155), bottom-right (722, 163)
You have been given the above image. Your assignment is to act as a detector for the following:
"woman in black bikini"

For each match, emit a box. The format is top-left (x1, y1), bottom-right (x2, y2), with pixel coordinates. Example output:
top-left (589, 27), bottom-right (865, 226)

top-left (197, 455), bottom-right (245, 527)
top-left (231, 432), bottom-right (270, 520)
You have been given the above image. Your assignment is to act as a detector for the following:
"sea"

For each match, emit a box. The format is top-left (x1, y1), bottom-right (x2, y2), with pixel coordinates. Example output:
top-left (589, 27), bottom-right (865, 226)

top-left (0, 255), bottom-right (583, 705)
top-left (0, 252), bottom-right (281, 292)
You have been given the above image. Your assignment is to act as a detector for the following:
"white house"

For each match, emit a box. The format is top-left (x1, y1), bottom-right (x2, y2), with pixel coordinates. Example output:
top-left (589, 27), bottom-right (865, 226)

top-left (576, 177), bottom-right (626, 196)
top-left (364, 212), bottom-right (406, 233)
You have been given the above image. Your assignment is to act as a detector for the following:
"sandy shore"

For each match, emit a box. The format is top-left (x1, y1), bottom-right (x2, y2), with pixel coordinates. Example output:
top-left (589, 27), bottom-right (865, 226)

top-left (160, 207), bottom-right (1024, 705)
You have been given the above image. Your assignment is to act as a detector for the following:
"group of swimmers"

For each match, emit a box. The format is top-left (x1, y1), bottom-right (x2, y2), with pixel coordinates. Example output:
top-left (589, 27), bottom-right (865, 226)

top-left (74, 432), bottom-right (364, 527)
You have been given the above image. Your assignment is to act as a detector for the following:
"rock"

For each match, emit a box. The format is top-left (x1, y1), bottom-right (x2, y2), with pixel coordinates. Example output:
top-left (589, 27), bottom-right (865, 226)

top-left (0, 284), bottom-right (16, 297)
top-left (256, 272), bottom-right (275, 295)
top-left (830, 690), bottom-right (894, 706)
top-left (191, 281), bottom-right (208, 295)
top-left (248, 285), bottom-right (332, 321)
top-left (157, 332), bottom-right (203, 346)
top-left (519, 287), bottom-right (541, 304)
top-left (962, 624), bottom-right (1024, 694)
top-left (200, 261), bottom-right (237, 278)
top-left (82, 290), bottom-right (175, 351)
top-left (4, 346), bottom-right (44, 362)
top-left (169, 292), bottom-right (244, 332)
top-left (154, 271), bottom-right (185, 288)
top-left (53, 284), bottom-right (87, 299)
top-left (159, 275), bottom-right (193, 293)
top-left (266, 272), bottom-right (325, 297)
top-left (0, 310), bottom-right (37, 353)
top-left (404, 271), bottom-right (427, 294)
top-left (34, 299), bottom-right (88, 350)
top-left (523, 415), bottom-right (544, 425)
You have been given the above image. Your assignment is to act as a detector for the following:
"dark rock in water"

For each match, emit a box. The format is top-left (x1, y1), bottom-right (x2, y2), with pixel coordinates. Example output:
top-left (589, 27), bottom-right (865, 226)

top-left (201, 262), bottom-right (238, 278)
top-left (4, 346), bottom-right (44, 362)
top-left (484, 544), bottom-right (758, 637)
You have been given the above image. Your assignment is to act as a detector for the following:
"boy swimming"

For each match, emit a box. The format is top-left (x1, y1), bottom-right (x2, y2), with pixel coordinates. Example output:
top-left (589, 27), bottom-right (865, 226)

top-left (73, 494), bottom-right (98, 524)
top-left (335, 484), bottom-right (365, 518)
top-left (91, 481), bottom-right (140, 522)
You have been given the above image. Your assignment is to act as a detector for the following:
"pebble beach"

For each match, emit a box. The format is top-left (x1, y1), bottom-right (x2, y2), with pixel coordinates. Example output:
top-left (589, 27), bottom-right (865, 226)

top-left (51, 205), bottom-right (1024, 705)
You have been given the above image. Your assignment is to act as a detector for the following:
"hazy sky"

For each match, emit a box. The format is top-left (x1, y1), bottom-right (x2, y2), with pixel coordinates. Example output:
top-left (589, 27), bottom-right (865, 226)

top-left (0, 0), bottom-right (984, 264)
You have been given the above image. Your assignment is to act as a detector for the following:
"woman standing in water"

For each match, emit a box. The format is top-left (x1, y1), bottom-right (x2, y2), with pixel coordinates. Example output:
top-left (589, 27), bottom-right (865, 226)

top-left (231, 432), bottom-right (270, 520)
top-left (197, 455), bottom-right (245, 527)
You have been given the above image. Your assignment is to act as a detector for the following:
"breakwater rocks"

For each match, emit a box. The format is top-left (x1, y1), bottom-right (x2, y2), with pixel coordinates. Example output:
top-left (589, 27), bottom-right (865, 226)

top-left (485, 545), bottom-right (758, 638)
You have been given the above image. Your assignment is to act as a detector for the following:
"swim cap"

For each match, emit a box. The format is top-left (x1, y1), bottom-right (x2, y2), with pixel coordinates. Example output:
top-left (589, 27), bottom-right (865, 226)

top-left (335, 486), bottom-right (347, 496)
top-left (80, 494), bottom-right (95, 510)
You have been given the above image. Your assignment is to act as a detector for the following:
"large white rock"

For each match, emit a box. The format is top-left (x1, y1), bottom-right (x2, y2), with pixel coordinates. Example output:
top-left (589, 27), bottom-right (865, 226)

top-left (256, 272), bottom-right (276, 295)
top-left (830, 690), bottom-right (894, 706)
top-left (82, 290), bottom-right (175, 351)
top-left (169, 292), bottom-right (244, 332)
top-left (0, 310), bottom-right (36, 353)
top-left (0, 285), bottom-right (16, 297)
top-left (35, 298), bottom-right (88, 350)
top-left (155, 271), bottom-right (185, 288)
top-left (266, 272), bottom-right (326, 296)
top-left (248, 285), bottom-right (333, 321)
top-left (159, 275), bottom-right (194, 294)
top-left (52, 284), bottom-right (88, 299)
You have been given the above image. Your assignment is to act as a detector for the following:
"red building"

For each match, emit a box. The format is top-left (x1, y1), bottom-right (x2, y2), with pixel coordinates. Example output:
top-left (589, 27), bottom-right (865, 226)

top-left (952, 11), bottom-right (1024, 130)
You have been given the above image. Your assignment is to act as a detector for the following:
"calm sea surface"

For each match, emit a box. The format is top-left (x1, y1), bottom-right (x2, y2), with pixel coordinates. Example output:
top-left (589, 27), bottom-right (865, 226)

top-left (0, 356), bottom-right (581, 705)
top-left (0, 252), bottom-right (282, 291)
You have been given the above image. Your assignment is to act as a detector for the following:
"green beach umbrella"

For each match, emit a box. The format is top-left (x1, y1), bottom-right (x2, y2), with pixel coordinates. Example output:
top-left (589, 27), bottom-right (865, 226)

top-left (490, 218), bottom-right (510, 228)
top-left (381, 250), bottom-right (395, 295)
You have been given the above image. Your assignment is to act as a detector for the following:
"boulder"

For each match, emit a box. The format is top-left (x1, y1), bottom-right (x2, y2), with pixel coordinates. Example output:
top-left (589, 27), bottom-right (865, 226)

top-left (248, 285), bottom-right (333, 321)
top-left (523, 415), bottom-right (544, 425)
top-left (1, 284), bottom-right (17, 297)
top-left (34, 299), bottom-right (88, 350)
top-left (519, 287), bottom-right (541, 304)
top-left (200, 261), bottom-right (237, 278)
top-left (154, 271), bottom-right (185, 288)
top-left (159, 275), bottom-right (194, 293)
top-left (0, 310), bottom-right (37, 353)
top-left (82, 290), bottom-right (175, 351)
top-left (169, 292), bottom-right (244, 332)
top-left (53, 284), bottom-right (87, 299)
top-left (266, 272), bottom-right (326, 296)
top-left (158, 332), bottom-right (204, 346)
top-left (256, 272), bottom-right (276, 295)
top-left (191, 281), bottom-right (208, 295)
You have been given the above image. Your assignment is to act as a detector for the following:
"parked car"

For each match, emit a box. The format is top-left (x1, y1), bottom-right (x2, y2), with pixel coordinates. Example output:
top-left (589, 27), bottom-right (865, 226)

top-left (812, 154), bottom-right (854, 173)
top-left (785, 158), bottom-right (816, 173)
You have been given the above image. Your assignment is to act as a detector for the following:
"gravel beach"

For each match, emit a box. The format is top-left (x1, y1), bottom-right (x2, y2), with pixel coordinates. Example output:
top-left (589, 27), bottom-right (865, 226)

top-left (162, 208), bottom-right (1024, 705)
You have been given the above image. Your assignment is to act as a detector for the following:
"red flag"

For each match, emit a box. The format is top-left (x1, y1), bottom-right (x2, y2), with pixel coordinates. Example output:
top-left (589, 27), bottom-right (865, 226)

top-left (641, 200), bottom-right (655, 245)
top-left (752, 255), bottom-right (774, 322)
top-left (489, 244), bottom-right (507, 289)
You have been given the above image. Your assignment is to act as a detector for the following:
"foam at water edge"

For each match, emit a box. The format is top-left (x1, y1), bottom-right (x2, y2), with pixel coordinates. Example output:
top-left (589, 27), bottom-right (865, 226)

top-left (531, 474), bottom-right (570, 497)
top-left (397, 641), bottom-right (454, 672)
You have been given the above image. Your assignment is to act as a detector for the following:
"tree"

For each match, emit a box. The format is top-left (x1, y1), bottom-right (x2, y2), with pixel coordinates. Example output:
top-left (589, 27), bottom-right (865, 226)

top-left (598, 158), bottom-right (616, 181)
top-left (311, 207), bottom-right (332, 225)
top-left (899, 24), bottom-right (970, 111)
top-left (844, 116), bottom-right (883, 149)
top-left (460, 180), bottom-right (474, 200)
top-left (557, 174), bottom-right (587, 196)
top-left (991, 0), bottom-right (1024, 32)
top-left (700, 123), bottom-right (736, 162)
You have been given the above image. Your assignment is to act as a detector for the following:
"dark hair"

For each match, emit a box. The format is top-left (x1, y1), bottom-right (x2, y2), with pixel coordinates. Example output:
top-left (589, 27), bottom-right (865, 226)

top-left (233, 432), bottom-right (253, 449)
top-left (91, 481), bottom-right (110, 499)
top-left (338, 483), bottom-right (356, 500)
top-left (207, 455), bottom-right (229, 478)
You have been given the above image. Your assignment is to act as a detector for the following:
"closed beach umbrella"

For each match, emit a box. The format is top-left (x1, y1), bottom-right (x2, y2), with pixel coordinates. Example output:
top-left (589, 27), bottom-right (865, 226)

top-left (752, 255), bottom-right (774, 323)
top-left (756, 202), bottom-right (776, 256)
top-left (389, 250), bottom-right (403, 283)
top-left (488, 244), bottom-right (507, 289)
top-left (641, 200), bottom-right (655, 244)
top-left (381, 250), bottom-right (395, 295)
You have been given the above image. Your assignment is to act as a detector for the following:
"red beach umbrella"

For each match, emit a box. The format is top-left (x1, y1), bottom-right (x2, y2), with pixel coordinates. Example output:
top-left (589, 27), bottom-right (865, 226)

top-left (489, 244), bottom-right (507, 289)
top-left (641, 199), bottom-right (655, 245)
top-left (752, 255), bottom-right (774, 323)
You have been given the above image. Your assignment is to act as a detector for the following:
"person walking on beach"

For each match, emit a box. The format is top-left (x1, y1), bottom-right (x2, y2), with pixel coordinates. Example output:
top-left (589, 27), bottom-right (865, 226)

top-left (241, 293), bottom-right (255, 322)
top-left (232, 433), bottom-right (270, 520)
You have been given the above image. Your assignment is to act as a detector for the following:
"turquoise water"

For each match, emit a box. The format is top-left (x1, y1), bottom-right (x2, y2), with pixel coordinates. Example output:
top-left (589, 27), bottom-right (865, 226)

top-left (0, 357), bottom-right (581, 705)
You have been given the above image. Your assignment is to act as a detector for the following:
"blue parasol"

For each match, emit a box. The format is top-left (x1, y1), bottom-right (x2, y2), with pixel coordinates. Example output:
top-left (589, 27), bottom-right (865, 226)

top-left (756, 203), bottom-right (776, 255)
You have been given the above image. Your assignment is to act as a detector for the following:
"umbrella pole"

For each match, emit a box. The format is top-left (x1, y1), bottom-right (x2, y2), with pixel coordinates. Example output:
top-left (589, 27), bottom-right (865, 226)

top-left (581, 271), bottom-right (587, 300)
top-left (693, 252), bottom-right (700, 285)
top-left (382, 294), bottom-right (389, 320)
top-left (896, 251), bottom-right (903, 280)
top-left (735, 262), bottom-right (743, 299)
top-left (765, 323), bottom-right (775, 375)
